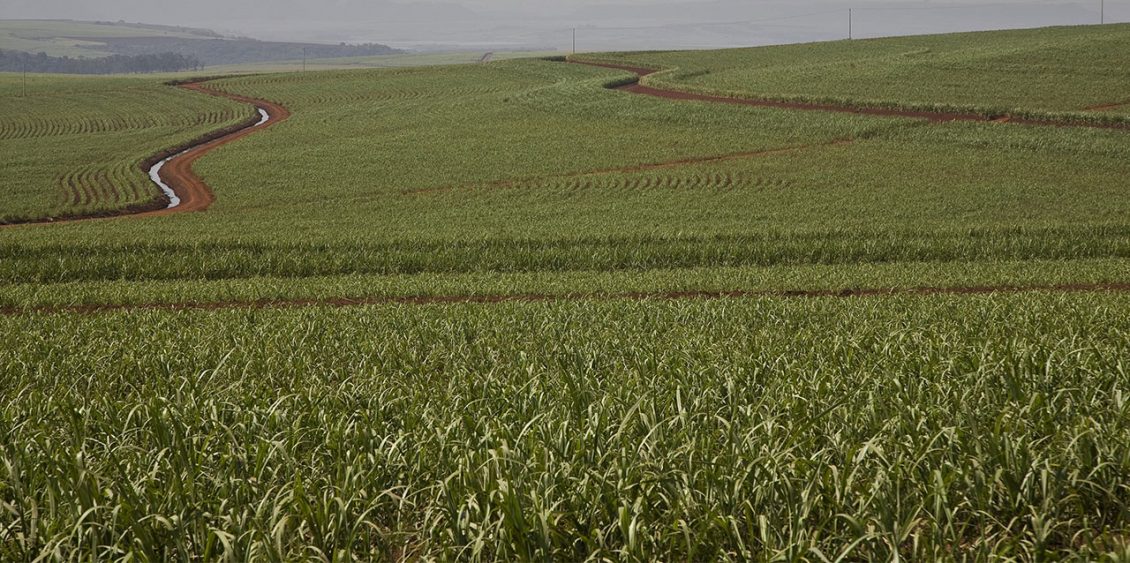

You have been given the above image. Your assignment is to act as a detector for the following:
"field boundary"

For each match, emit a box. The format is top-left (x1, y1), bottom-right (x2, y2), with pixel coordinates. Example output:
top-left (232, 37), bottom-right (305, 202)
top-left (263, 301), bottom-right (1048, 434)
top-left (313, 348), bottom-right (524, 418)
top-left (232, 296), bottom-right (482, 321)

top-left (0, 77), bottom-right (289, 228)
top-left (4, 282), bottom-right (1129, 315)
top-left (567, 57), bottom-right (1130, 130)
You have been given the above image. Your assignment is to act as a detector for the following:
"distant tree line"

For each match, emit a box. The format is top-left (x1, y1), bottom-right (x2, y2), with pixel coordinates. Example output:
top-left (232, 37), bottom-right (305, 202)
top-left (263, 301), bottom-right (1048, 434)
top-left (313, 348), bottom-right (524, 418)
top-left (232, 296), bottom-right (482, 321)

top-left (0, 50), bottom-right (202, 74)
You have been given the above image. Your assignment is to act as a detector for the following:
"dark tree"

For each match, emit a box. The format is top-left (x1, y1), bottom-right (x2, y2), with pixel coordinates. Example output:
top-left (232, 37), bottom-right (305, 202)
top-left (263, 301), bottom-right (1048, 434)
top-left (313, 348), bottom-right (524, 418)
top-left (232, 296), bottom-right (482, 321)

top-left (0, 50), bottom-right (202, 74)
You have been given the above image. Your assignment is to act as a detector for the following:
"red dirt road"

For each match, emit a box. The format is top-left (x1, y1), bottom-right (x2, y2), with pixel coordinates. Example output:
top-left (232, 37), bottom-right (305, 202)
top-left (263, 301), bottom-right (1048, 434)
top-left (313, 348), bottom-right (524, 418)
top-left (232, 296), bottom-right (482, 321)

top-left (5, 62), bottom-right (1128, 312)
top-left (2, 80), bottom-right (289, 227)
top-left (574, 60), bottom-right (1130, 130)
top-left (135, 83), bottom-right (291, 217)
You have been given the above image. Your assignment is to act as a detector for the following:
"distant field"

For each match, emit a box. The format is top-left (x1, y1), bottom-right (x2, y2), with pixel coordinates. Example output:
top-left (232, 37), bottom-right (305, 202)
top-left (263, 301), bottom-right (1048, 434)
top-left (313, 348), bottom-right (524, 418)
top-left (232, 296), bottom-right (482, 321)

top-left (0, 19), bottom-right (214, 58)
top-left (583, 24), bottom-right (1130, 117)
top-left (0, 19), bottom-right (400, 68)
top-left (2, 25), bottom-right (1130, 560)
top-left (0, 17), bottom-right (556, 73)
top-left (204, 50), bottom-right (562, 74)
top-left (6, 31), bottom-right (1128, 283)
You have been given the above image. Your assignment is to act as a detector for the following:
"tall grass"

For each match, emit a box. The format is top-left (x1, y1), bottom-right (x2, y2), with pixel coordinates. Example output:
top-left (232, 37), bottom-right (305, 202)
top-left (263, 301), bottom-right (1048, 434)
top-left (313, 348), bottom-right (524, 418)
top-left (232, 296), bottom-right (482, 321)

top-left (3, 225), bottom-right (1130, 284)
top-left (2, 293), bottom-right (1128, 559)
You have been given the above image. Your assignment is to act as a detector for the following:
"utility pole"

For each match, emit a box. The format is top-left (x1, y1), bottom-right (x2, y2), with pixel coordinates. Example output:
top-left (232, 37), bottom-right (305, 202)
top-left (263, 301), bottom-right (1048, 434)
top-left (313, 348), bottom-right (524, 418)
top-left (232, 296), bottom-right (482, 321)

top-left (302, 47), bottom-right (307, 72)
top-left (22, 60), bottom-right (27, 98)
top-left (572, 28), bottom-right (576, 54)
top-left (1101, 0), bottom-right (1105, 24)
top-left (848, 8), bottom-right (853, 40)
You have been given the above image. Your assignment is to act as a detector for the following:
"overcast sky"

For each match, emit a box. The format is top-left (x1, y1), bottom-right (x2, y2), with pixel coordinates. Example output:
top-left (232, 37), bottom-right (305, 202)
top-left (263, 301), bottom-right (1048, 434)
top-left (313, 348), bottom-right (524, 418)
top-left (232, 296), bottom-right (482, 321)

top-left (2, 0), bottom-right (1123, 50)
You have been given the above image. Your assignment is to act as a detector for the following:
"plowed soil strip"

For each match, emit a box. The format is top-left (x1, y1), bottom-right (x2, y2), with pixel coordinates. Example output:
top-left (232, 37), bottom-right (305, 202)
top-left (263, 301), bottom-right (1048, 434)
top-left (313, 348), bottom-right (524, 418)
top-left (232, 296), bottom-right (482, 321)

top-left (4, 282), bottom-right (1129, 316)
top-left (2, 80), bottom-right (289, 227)
top-left (575, 60), bottom-right (1130, 130)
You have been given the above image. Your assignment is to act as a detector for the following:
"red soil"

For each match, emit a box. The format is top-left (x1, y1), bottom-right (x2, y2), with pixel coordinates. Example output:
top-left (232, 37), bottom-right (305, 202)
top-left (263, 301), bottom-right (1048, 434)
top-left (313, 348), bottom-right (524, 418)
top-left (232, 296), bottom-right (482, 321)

top-left (575, 60), bottom-right (1130, 130)
top-left (1, 80), bottom-right (289, 228)
top-left (4, 63), bottom-right (1127, 311)
top-left (134, 83), bottom-right (290, 217)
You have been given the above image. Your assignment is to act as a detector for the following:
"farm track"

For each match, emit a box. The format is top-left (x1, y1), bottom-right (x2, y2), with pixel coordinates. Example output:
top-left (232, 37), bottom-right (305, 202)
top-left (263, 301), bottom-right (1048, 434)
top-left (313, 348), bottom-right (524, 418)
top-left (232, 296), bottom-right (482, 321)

top-left (573, 60), bottom-right (1130, 130)
top-left (0, 80), bottom-right (289, 228)
top-left (11, 61), bottom-right (1127, 227)
top-left (3, 283), bottom-right (1130, 316)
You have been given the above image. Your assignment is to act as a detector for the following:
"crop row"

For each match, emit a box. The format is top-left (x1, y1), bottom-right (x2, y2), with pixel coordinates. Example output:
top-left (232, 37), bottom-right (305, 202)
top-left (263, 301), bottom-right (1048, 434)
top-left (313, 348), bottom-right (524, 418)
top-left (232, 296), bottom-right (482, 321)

top-left (0, 74), bottom-right (253, 222)
top-left (0, 258), bottom-right (1127, 311)
top-left (0, 103), bottom-right (247, 141)
top-left (2, 225), bottom-right (1129, 284)
top-left (582, 24), bottom-right (1130, 122)
top-left (205, 62), bottom-right (587, 112)
top-left (0, 86), bottom-right (248, 141)
top-left (56, 159), bottom-right (154, 210)
top-left (1, 293), bottom-right (1127, 560)
top-left (1, 48), bottom-right (1127, 290)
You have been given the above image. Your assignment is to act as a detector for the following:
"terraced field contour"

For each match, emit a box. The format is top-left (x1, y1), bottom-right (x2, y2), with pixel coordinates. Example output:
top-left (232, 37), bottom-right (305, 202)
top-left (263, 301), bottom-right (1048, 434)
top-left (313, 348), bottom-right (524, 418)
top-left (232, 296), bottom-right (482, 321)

top-left (8, 56), bottom-right (1130, 308)
top-left (2, 79), bottom-right (289, 226)
top-left (570, 59), bottom-right (1130, 129)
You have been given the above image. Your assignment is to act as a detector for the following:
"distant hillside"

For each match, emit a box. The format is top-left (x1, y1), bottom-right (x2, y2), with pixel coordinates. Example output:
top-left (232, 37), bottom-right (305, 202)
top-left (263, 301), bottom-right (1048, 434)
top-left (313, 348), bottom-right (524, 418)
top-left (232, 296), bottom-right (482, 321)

top-left (87, 20), bottom-right (223, 38)
top-left (0, 20), bottom-right (401, 69)
top-left (93, 37), bottom-right (401, 66)
top-left (0, 49), bottom-right (202, 74)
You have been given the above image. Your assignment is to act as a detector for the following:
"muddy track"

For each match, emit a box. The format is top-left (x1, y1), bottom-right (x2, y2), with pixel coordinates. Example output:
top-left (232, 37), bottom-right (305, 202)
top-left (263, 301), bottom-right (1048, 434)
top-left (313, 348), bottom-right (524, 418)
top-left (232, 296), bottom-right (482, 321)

top-left (573, 60), bottom-right (1130, 130)
top-left (1, 79), bottom-right (289, 228)
top-left (3, 282), bottom-right (1129, 316)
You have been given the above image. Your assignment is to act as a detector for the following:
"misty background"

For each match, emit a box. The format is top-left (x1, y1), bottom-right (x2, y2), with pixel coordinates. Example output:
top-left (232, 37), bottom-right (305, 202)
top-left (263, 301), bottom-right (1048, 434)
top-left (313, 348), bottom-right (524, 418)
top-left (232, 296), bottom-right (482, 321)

top-left (3, 0), bottom-right (1128, 52)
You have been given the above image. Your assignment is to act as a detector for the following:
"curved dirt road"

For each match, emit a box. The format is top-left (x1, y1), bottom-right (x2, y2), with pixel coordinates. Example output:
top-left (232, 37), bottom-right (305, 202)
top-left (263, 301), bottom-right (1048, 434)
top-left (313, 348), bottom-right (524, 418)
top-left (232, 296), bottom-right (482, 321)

top-left (142, 82), bottom-right (290, 217)
top-left (4, 62), bottom-right (1128, 310)
top-left (572, 59), bottom-right (1130, 130)
top-left (4, 80), bottom-right (289, 227)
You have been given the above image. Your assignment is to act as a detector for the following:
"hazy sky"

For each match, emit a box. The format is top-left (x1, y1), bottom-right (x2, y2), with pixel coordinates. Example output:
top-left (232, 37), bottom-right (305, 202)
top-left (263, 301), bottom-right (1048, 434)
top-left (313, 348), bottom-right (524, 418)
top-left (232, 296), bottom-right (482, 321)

top-left (2, 0), bottom-right (1123, 50)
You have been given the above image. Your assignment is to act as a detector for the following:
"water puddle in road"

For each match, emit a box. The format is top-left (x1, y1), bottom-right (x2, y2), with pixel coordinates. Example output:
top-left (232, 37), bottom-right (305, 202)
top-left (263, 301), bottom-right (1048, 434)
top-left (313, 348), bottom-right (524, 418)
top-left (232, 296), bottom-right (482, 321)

top-left (147, 107), bottom-right (271, 209)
